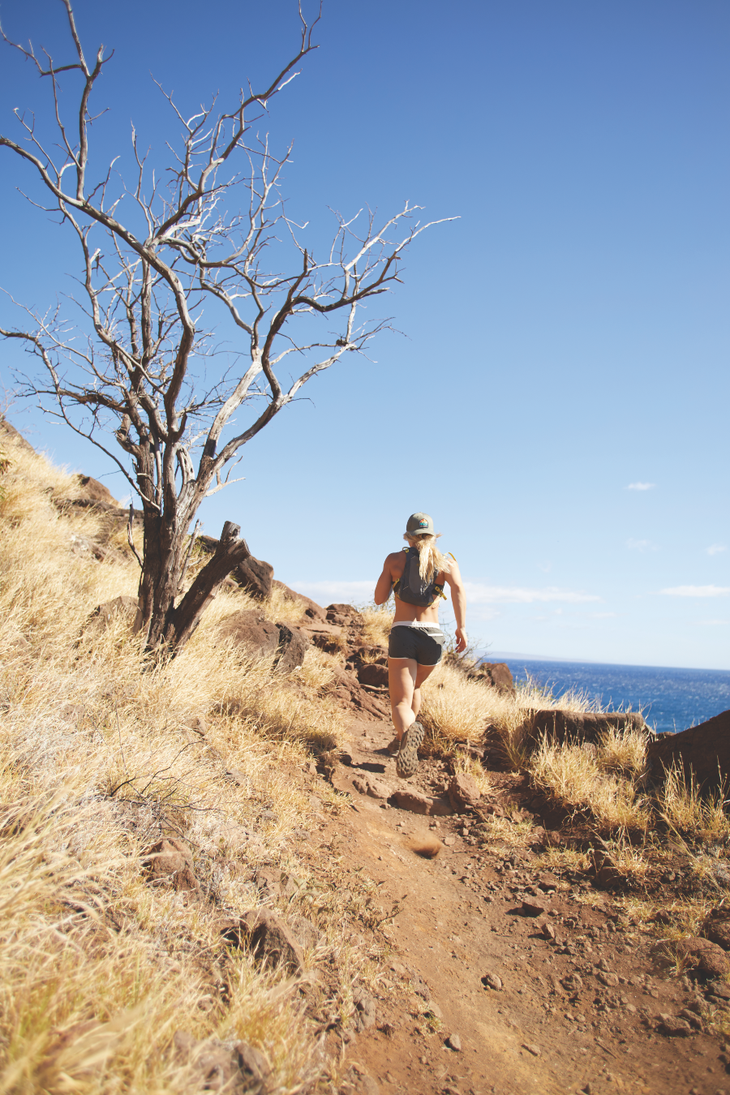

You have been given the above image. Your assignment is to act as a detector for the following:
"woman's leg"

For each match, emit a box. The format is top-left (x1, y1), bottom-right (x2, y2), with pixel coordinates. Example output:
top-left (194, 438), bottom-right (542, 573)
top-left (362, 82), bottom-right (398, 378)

top-left (411, 662), bottom-right (437, 722)
top-left (389, 659), bottom-right (439, 739)
top-left (388, 658), bottom-right (418, 739)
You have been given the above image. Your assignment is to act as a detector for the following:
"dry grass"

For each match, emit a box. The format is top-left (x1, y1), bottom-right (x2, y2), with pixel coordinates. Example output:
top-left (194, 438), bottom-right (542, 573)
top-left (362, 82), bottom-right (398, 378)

top-left (0, 434), bottom-right (379, 1092)
top-left (659, 764), bottom-right (730, 842)
top-left (530, 739), bottom-right (649, 832)
top-left (597, 725), bottom-right (649, 779)
top-left (358, 604), bottom-right (393, 649)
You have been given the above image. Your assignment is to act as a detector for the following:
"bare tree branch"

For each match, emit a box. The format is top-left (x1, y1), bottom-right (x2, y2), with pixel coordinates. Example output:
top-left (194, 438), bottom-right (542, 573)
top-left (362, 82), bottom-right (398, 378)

top-left (0, 1), bottom-right (452, 654)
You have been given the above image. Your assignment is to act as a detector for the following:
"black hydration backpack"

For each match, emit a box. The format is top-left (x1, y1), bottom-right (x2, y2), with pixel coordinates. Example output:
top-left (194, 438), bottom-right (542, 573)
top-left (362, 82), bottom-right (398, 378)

top-left (394, 547), bottom-right (440, 606)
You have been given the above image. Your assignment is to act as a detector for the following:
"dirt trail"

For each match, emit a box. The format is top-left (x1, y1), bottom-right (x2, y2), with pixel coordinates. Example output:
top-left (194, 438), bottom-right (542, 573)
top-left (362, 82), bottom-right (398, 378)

top-left (315, 710), bottom-right (726, 1095)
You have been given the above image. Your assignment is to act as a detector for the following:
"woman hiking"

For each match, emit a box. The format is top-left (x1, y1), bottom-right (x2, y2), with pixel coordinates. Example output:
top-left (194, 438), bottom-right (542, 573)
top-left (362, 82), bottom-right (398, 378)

top-left (374, 512), bottom-right (467, 778)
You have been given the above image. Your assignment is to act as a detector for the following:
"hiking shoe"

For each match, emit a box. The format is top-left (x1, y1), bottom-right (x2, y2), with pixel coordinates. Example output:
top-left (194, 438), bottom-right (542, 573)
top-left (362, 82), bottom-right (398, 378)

top-left (396, 721), bottom-right (424, 779)
top-left (387, 737), bottom-right (401, 756)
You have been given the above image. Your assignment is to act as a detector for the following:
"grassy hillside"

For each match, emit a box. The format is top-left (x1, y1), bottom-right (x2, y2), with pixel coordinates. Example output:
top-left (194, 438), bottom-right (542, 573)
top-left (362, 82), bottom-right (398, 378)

top-left (1, 424), bottom-right (727, 1092)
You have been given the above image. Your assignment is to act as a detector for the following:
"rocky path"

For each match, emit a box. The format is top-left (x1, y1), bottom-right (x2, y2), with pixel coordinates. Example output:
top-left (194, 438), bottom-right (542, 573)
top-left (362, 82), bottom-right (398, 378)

top-left (313, 710), bottom-right (728, 1095)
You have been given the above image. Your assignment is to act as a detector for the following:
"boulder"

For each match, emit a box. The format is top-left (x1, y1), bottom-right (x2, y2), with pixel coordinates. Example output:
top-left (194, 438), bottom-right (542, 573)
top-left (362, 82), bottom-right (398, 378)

top-left (358, 663), bottom-right (389, 688)
top-left (701, 906), bottom-right (730, 950)
top-left (448, 773), bottom-right (482, 812)
top-left (326, 603), bottom-right (364, 628)
top-left (141, 838), bottom-right (199, 891)
top-left (391, 789), bottom-right (452, 816)
top-left (646, 710), bottom-right (730, 792)
top-left (218, 611), bottom-right (280, 657)
top-left (675, 936), bottom-right (730, 979)
top-left (223, 909), bottom-right (304, 974)
top-left (233, 556), bottom-right (274, 600)
top-left (274, 623), bottom-right (309, 673)
top-left (468, 661), bottom-right (516, 695)
top-left (272, 579), bottom-right (326, 621)
top-left (0, 415), bottom-right (35, 454)
top-left (173, 1031), bottom-right (271, 1094)
top-left (75, 474), bottom-right (117, 505)
top-left (524, 709), bottom-right (650, 748)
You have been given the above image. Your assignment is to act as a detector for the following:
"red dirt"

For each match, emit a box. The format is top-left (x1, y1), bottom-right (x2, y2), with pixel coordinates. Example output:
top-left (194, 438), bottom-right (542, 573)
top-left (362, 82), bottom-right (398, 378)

top-left (311, 708), bottom-right (729, 1095)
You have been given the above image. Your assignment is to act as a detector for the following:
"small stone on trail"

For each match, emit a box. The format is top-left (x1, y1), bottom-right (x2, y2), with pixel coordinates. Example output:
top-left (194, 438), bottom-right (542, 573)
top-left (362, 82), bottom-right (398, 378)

top-left (408, 835), bottom-right (442, 859)
top-left (481, 973), bottom-right (503, 991)
top-left (443, 835), bottom-right (457, 846)
top-left (446, 1032), bottom-right (461, 1051)
top-left (522, 1043), bottom-right (541, 1057)
top-left (519, 900), bottom-right (547, 917)
top-left (540, 920), bottom-right (556, 941)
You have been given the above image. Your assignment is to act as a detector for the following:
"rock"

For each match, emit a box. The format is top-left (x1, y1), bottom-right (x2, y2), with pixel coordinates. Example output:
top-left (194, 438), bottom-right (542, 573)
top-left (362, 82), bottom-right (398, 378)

top-left (675, 936), bottom-right (730, 979)
top-left (524, 709), bottom-right (650, 749)
top-left (271, 580), bottom-right (326, 621)
top-left (481, 973), bottom-right (503, 991)
top-left (141, 838), bottom-right (199, 891)
top-left (357, 663), bottom-right (389, 688)
top-left (75, 474), bottom-right (117, 505)
top-left (590, 848), bottom-right (626, 891)
top-left (702, 906), bottom-right (730, 950)
top-left (233, 557), bottom-right (274, 600)
top-left (408, 835), bottom-right (442, 859)
top-left (647, 710), bottom-right (730, 791)
top-left (218, 611), bottom-right (280, 656)
top-left (446, 1032), bottom-right (461, 1051)
top-left (87, 596), bottom-right (140, 632)
top-left (325, 603), bottom-right (364, 628)
top-left (391, 789), bottom-right (434, 815)
top-left (467, 661), bottom-right (516, 695)
top-left (657, 1013), bottom-right (693, 1037)
top-left (522, 1043), bottom-right (541, 1057)
top-left (0, 414), bottom-right (35, 454)
top-left (540, 921), bottom-right (556, 941)
top-left (173, 1031), bottom-right (271, 1094)
top-left (274, 623), bottom-right (309, 673)
top-left (352, 776), bottom-right (391, 800)
top-left (519, 901), bottom-right (546, 917)
top-left (352, 986), bottom-right (377, 1031)
top-left (597, 971), bottom-right (620, 988)
top-left (560, 973), bottom-right (584, 994)
top-left (447, 773), bottom-right (482, 812)
top-left (223, 910), bottom-right (304, 974)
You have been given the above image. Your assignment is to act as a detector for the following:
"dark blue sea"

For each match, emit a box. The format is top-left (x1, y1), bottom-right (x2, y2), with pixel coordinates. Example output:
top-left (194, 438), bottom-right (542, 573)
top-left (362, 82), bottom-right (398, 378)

top-left (496, 659), bottom-right (730, 734)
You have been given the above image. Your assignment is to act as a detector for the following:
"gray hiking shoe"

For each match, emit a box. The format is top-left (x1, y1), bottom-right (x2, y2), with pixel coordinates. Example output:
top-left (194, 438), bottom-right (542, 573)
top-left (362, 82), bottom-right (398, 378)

top-left (396, 721), bottom-right (425, 779)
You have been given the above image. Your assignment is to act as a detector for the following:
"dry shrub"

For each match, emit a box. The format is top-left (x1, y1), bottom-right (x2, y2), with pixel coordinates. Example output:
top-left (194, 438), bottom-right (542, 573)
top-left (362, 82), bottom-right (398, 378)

top-left (530, 739), bottom-right (649, 832)
top-left (659, 764), bottom-right (730, 842)
top-left (419, 663), bottom-right (515, 750)
top-left (598, 725), bottom-right (649, 779)
top-left (599, 836), bottom-right (651, 885)
top-left (358, 604), bottom-right (393, 649)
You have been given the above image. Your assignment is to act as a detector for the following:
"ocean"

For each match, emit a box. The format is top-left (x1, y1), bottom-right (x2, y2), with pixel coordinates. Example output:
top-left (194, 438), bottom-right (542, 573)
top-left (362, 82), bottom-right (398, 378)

top-left (495, 658), bottom-right (730, 735)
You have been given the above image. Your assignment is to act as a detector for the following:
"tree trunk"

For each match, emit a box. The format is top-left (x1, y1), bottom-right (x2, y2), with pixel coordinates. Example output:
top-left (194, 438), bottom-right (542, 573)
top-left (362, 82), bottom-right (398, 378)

top-left (137, 516), bottom-right (250, 657)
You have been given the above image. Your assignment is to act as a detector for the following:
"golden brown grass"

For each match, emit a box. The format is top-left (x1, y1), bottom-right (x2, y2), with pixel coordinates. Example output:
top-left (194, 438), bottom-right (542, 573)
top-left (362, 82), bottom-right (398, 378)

top-left (659, 764), bottom-right (730, 842)
top-left (530, 738), bottom-right (649, 832)
top-left (358, 604), bottom-right (393, 648)
top-left (0, 433), bottom-right (383, 1092)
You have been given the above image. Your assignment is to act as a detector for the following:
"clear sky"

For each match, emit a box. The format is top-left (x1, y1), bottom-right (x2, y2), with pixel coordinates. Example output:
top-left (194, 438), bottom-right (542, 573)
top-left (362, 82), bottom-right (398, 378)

top-left (1, 0), bottom-right (728, 670)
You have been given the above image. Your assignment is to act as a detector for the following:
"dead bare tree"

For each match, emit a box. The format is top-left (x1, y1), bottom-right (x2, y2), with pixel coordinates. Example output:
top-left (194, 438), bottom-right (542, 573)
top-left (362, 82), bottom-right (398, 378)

top-left (0, 1), bottom-right (450, 654)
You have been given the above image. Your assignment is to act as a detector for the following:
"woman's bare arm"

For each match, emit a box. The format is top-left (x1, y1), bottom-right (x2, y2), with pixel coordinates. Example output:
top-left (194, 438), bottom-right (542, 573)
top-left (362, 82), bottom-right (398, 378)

top-left (374, 554), bottom-right (397, 606)
top-left (445, 559), bottom-right (468, 652)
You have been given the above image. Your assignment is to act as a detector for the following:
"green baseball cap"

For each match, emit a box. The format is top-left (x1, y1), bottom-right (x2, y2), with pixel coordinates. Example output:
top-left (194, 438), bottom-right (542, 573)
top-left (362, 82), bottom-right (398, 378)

top-left (406, 512), bottom-right (435, 536)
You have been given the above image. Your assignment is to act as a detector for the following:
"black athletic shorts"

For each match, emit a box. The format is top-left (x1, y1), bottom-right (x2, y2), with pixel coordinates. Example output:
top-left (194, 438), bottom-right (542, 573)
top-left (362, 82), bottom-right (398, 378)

top-left (388, 625), bottom-right (445, 666)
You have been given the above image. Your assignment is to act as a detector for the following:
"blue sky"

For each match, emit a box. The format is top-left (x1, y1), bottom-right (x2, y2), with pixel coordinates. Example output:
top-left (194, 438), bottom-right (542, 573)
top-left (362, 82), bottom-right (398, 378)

top-left (0, 0), bottom-right (728, 669)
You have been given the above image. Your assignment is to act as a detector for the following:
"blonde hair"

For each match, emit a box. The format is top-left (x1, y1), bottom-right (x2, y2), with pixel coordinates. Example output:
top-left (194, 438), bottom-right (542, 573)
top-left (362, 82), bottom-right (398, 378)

top-left (403, 533), bottom-right (451, 583)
